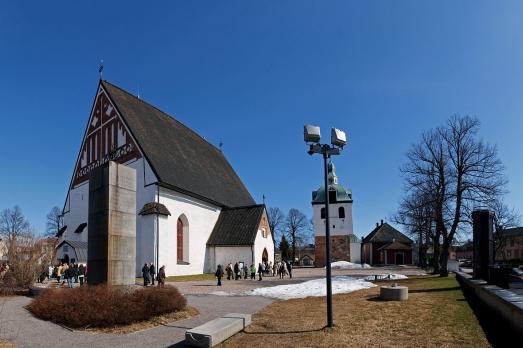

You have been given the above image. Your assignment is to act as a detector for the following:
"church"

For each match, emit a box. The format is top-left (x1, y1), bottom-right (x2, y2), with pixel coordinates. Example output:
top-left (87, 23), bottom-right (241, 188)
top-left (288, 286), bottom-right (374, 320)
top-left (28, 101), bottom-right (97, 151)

top-left (57, 80), bottom-right (274, 276)
top-left (311, 161), bottom-right (360, 266)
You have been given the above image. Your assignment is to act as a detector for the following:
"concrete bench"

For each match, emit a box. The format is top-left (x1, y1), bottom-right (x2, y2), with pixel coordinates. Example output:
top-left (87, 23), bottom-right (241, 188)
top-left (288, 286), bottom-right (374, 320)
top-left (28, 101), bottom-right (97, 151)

top-left (185, 313), bottom-right (251, 347)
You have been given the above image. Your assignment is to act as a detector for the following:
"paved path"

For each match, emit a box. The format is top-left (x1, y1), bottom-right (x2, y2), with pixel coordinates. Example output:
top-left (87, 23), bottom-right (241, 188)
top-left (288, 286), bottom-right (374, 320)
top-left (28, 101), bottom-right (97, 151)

top-left (0, 294), bottom-right (272, 348)
top-left (0, 266), bottom-right (425, 348)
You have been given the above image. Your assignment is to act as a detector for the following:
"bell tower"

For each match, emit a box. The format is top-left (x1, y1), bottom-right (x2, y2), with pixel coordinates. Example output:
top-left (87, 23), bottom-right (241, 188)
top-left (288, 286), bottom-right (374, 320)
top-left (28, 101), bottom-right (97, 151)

top-left (312, 161), bottom-right (357, 267)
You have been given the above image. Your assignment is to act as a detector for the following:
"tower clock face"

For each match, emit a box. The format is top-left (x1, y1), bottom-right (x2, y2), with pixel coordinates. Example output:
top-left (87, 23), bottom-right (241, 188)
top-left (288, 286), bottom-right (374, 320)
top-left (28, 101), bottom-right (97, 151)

top-left (73, 88), bottom-right (141, 187)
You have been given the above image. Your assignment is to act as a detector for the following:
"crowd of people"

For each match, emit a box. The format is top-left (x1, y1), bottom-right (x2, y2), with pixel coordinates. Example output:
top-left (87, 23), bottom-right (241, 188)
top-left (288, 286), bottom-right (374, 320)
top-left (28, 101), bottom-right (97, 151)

top-left (214, 260), bottom-right (293, 286)
top-left (42, 263), bottom-right (87, 287)
top-left (141, 263), bottom-right (166, 287)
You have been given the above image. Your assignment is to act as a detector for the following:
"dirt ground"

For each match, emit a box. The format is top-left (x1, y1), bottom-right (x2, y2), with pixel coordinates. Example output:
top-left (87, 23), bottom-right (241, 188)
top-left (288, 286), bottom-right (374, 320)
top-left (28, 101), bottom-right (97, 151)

top-left (219, 275), bottom-right (491, 348)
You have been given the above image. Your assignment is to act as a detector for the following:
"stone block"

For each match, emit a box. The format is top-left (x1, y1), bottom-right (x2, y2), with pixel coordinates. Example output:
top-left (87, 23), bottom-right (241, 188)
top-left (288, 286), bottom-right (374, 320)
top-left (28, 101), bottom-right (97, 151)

top-left (88, 161), bottom-right (136, 286)
top-left (380, 286), bottom-right (408, 301)
top-left (185, 313), bottom-right (251, 347)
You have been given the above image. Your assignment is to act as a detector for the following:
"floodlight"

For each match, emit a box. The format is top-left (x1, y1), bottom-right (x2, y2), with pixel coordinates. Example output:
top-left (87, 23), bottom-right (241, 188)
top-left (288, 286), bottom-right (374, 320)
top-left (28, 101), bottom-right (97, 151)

top-left (331, 128), bottom-right (346, 147)
top-left (304, 125), bottom-right (321, 143)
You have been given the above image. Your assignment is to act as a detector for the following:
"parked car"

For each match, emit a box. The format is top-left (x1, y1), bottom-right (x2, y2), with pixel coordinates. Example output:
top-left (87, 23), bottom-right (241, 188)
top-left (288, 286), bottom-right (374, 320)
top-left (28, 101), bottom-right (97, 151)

top-left (459, 260), bottom-right (472, 267)
top-left (509, 267), bottom-right (523, 283)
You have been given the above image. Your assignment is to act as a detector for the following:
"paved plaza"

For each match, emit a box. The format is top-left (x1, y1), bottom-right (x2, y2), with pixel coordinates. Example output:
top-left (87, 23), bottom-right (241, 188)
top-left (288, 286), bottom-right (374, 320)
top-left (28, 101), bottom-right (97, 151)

top-left (0, 266), bottom-right (425, 348)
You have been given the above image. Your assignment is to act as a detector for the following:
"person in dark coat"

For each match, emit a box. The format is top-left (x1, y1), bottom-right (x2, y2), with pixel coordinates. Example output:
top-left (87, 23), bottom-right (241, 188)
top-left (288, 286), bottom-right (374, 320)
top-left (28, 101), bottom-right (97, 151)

top-left (149, 263), bottom-right (156, 286)
top-left (286, 261), bottom-right (293, 279)
top-left (157, 266), bottom-right (166, 287)
top-left (215, 265), bottom-right (224, 286)
top-left (257, 263), bottom-right (263, 281)
top-left (142, 263), bottom-right (150, 286)
top-left (234, 262), bottom-right (240, 280)
top-left (73, 264), bottom-right (79, 283)
top-left (65, 264), bottom-right (74, 288)
top-left (78, 264), bottom-right (85, 286)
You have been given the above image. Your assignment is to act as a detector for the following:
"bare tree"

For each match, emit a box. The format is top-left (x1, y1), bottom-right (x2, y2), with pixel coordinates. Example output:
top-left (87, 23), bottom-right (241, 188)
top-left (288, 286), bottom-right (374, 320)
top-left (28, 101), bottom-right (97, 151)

top-left (400, 115), bottom-right (507, 276)
top-left (0, 206), bottom-right (31, 260)
top-left (267, 207), bottom-right (285, 242)
top-left (285, 209), bottom-right (309, 264)
top-left (45, 206), bottom-right (63, 237)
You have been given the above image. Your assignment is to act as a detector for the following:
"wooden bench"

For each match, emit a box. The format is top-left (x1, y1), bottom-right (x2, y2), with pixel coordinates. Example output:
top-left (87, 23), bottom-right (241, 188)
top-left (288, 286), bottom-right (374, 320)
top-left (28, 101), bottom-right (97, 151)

top-left (185, 313), bottom-right (251, 347)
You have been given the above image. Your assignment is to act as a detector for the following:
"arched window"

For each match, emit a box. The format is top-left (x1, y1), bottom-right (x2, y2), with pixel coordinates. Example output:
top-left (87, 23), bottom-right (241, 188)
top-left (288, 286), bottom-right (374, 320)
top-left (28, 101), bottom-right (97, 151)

top-left (262, 228), bottom-right (267, 238)
top-left (321, 208), bottom-right (326, 219)
top-left (339, 207), bottom-right (345, 219)
top-left (177, 215), bottom-right (189, 263)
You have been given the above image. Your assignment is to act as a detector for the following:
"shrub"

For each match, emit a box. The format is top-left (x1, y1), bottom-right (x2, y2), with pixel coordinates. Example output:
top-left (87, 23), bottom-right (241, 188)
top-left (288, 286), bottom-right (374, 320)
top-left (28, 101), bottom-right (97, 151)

top-left (26, 284), bottom-right (187, 328)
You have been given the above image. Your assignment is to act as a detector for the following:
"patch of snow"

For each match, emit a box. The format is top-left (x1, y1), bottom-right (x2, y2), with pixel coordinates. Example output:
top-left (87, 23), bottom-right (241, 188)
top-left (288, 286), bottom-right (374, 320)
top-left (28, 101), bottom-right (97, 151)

top-left (245, 276), bottom-right (376, 300)
top-left (329, 261), bottom-right (372, 269)
top-left (209, 291), bottom-right (233, 296)
top-left (364, 274), bottom-right (408, 281)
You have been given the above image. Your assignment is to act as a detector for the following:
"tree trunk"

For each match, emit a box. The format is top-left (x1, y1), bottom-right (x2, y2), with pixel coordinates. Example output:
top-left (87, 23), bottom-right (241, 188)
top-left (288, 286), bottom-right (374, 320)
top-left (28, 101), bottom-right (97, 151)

top-left (432, 236), bottom-right (441, 274)
top-left (439, 245), bottom-right (449, 277)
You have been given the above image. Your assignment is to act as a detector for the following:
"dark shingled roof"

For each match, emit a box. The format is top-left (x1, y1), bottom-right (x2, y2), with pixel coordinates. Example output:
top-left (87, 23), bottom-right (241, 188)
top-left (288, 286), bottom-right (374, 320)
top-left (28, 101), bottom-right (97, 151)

top-left (57, 240), bottom-right (88, 263)
top-left (56, 225), bottom-right (67, 238)
top-left (101, 80), bottom-right (255, 208)
top-left (363, 222), bottom-right (413, 244)
top-left (207, 205), bottom-right (265, 246)
top-left (74, 223), bottom-right (87, 234)
top-left (139, 202), bottom-right (171, 216)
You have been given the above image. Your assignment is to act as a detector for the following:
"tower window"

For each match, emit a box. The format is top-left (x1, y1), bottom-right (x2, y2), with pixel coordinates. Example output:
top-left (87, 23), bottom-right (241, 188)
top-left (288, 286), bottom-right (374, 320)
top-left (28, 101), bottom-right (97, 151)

top-left (339, 207), bottom-right (345, 219)
top-left (321, 208), bottom-right (325, 219)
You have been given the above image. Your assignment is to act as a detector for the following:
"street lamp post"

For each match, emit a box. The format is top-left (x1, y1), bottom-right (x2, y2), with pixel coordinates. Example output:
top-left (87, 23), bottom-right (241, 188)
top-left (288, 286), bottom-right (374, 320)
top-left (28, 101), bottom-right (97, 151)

top-left (304, 125), bottom-right (346, 329)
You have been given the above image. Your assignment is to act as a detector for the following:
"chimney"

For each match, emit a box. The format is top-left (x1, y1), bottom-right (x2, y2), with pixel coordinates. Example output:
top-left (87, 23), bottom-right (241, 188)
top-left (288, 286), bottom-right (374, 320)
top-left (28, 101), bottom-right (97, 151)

top-left (376, 222), bottom-right (379, 228)
top-left (381, 219), bottom-right (384, 226)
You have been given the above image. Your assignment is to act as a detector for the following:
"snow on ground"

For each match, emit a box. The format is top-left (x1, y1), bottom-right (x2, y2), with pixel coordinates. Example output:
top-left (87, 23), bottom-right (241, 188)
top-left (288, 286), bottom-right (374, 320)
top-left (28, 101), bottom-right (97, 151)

top-left (329, 261), bottom-right (372, 269)
top-left (244, 276), bottom-right (376, 300)
top-left (364, 274), bottom-right (408, 281)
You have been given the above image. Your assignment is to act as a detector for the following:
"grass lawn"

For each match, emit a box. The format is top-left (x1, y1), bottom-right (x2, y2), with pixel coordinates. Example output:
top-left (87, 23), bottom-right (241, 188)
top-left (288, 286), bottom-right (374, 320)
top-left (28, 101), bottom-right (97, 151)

top-left (136, 273), bottom-right (215, 283)
top-left (220, 275), bottom-right (491, 347)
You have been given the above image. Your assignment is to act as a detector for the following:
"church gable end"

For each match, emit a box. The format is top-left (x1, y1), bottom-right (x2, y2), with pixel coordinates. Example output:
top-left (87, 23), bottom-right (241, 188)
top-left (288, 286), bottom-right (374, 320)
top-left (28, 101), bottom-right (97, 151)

top-left (72, 84), bottom-right (142, 187)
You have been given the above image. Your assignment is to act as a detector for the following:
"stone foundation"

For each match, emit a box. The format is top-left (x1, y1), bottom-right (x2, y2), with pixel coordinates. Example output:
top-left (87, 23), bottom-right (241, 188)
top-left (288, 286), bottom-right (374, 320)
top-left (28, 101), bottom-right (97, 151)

top-left (315, 235), bottom-right (351, 267)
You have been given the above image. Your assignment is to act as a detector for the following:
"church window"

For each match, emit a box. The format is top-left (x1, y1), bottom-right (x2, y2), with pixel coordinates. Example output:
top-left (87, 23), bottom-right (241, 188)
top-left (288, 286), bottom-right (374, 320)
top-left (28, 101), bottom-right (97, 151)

top-left (321, 208), bottom-right (326, 219)
top-left (177, 215), bottom-right (189, 263)
top-left (339, 207), bottom-right (345, 219)
top-left (262, 228), bottom-right (267, 238)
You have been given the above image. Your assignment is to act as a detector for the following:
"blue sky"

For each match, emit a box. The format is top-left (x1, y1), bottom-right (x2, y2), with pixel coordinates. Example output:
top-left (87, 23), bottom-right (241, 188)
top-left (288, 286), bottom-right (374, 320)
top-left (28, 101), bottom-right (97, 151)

top-left (1, 1), bottom-right (522, 239)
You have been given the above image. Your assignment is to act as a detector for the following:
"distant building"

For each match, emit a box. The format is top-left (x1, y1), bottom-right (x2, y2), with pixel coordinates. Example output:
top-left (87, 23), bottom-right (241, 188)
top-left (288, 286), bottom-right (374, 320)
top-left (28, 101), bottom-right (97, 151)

top-left (362, 221), bottom-right (413, 265)
top-left (311, 161), bottom-right (360, 266)
top-left (498, 227), bottom-right (523, 261)
top-left (275, 244), bottom-right (315, 266)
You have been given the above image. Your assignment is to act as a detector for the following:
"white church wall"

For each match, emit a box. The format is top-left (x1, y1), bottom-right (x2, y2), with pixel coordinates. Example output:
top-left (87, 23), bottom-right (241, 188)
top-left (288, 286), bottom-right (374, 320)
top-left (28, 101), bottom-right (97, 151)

top-left (254, 229), bottom-right (274, 266)
top-left (214, 246), bottom-right (253, 270)
top-left (312, 202), bottom-right (353, 237)
top-left (158, 188), bottom-right (221, 276)
top-left (350, 243), bottom-right (361, 263)
top-left (62, 182), bottom-right (89, 243)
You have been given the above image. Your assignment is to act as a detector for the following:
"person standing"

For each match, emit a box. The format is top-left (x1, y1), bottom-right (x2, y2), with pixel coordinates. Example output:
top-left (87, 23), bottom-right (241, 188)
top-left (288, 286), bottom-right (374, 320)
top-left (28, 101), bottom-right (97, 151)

top-left (157, 265), bottom-right (166, 287)
top-left (65, 264), bottom-right (74, 288)
top-left (234, 262), bottom-right (240, 280)
top-left (243, 264), bottom-right (249, 279)
top-left (286, 261), bottom-right (293, 279)
top-left (73, 264), bottom-right (79, 283)
top-left (250, 264), bottom-right (256, 280)
top-left (78, 264), bottom-right (85, 286)
top-left (258, 263), bottom-right (263, 281)
top-left (149, 263), bottom-right (156, 286)
top-left (215, 265), bottom-right (224, 286)
top-left (225, 263), bottom-right (232, 280)
top-left (142, 263), bottom-right (150, 286)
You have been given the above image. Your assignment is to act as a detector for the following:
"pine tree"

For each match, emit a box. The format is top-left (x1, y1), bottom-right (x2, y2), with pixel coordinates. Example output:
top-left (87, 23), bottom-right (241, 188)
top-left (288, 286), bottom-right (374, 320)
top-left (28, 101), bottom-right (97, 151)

top-left (279, 235), bottom-right (290, 261)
